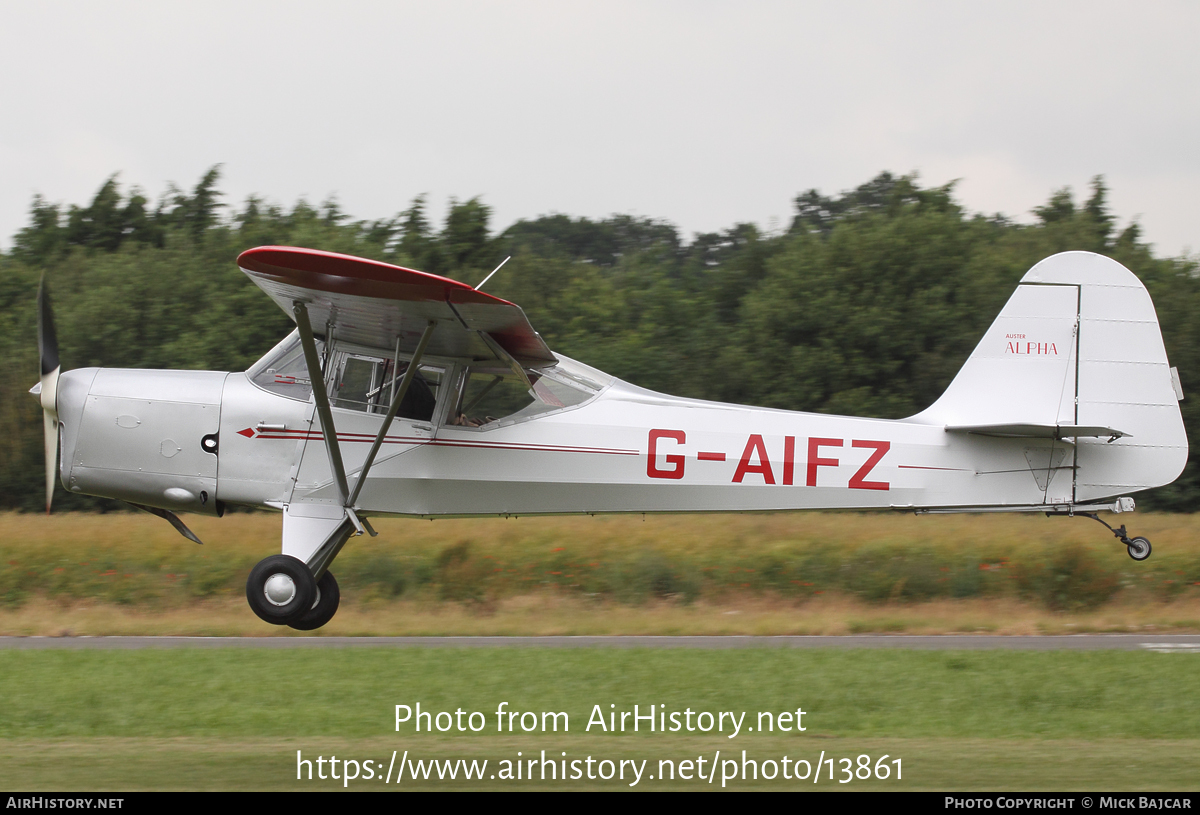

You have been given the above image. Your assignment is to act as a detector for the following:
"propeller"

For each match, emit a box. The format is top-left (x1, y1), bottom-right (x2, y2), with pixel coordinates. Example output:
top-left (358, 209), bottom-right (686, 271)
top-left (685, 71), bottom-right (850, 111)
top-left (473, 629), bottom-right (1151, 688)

top-left (31, 279), bottom-right (204, 542)
top-left (37, 275), bottom-right (60, 514)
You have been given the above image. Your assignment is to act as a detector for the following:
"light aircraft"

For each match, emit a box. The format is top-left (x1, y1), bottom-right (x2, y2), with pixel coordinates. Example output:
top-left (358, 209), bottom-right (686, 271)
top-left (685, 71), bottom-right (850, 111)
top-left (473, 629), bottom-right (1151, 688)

top-left (32, 248), bottom-right (1188, 629)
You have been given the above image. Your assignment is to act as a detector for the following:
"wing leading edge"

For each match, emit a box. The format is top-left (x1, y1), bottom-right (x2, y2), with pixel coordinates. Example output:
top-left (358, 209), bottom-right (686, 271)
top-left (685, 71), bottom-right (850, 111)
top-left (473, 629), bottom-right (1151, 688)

top-left (237, 246), bottom-right (556, 366)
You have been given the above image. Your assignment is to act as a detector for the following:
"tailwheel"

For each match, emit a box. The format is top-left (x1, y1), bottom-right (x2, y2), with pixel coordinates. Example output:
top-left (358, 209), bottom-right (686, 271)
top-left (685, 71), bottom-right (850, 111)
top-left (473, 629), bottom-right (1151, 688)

top-left (1079, 513), bottom-right (1152, 562)
top-left (1126, 537), bottom-right (1152, 562)
top-left (289, 571), bottom-right (341, 631)
top-left (246, 555), bottom-right (317, 625)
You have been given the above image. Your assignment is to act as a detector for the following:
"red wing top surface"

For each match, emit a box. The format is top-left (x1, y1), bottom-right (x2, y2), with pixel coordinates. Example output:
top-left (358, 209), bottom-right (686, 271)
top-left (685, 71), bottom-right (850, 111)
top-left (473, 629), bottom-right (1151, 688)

top-left (237, 246), bottom-right (556, 366)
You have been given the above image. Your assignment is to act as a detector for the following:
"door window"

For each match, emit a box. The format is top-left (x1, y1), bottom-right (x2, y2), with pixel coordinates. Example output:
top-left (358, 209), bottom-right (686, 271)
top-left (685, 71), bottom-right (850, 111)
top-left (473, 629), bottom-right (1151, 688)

top-left (331, 352), bottom-right (443, 422)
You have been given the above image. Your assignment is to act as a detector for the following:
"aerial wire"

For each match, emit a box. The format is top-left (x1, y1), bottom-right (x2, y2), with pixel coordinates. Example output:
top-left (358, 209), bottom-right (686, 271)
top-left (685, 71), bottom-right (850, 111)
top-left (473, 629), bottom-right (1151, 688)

top-left (475, 256), bottom-right (511, 291)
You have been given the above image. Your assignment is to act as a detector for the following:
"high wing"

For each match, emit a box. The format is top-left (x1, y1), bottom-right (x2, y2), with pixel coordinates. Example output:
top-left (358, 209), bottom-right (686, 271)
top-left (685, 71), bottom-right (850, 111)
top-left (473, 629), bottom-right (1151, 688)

top-left (237, 246), bottom-right (556, 367)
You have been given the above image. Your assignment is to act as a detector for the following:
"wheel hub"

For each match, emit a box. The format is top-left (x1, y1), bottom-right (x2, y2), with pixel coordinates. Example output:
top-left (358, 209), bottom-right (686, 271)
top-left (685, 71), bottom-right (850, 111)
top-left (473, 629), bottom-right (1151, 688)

top-left (1128, 538), bottom-right (1151, 560)
top-left (264, 573), bottom-right (297, 606)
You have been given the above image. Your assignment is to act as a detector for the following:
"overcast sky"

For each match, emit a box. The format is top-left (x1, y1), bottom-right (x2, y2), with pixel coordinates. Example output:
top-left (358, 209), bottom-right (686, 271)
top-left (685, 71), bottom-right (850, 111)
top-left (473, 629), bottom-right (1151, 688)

top-left (2, 1), bottom-right (1198, 255)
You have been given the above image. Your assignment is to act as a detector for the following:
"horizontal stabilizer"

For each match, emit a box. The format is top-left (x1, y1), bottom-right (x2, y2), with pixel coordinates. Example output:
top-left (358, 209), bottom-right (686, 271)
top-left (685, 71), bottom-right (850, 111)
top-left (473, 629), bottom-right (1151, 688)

top-left (946, 423), bottom-right (1129, 440)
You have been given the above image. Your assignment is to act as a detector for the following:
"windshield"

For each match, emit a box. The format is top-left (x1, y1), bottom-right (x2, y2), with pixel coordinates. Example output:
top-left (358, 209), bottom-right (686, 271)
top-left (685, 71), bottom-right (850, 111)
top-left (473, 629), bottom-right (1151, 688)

top-left (447, 360), bottom-right (604, 429)
top-left (246, 330), bottom-right (322, 402)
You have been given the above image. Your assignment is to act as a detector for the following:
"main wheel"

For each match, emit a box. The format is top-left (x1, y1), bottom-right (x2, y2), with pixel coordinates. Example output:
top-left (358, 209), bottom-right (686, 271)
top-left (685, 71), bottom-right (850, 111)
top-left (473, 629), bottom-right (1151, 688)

top-left (289, 571), bottom-right (341, 631)
top-left (246, 555), bottom-right (317, 625)
top-left (1127, 537), bottom-right (1152, 562)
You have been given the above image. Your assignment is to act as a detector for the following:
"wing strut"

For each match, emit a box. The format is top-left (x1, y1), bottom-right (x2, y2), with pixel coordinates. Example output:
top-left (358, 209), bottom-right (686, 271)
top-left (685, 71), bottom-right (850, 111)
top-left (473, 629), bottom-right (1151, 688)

top-left (347, 320), bottom-right (437, 507)
top-left (479, 331), bottom-right (532, 388)
top-left (293, 300), bottom-right (351, 504)
top-left (291, 305), bottom-right (438, 579)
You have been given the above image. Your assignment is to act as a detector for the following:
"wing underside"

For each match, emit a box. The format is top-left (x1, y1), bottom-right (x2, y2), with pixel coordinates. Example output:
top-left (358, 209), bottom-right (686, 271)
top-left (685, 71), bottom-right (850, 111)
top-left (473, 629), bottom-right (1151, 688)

top-left (237, 246), bottom-right (556, 366)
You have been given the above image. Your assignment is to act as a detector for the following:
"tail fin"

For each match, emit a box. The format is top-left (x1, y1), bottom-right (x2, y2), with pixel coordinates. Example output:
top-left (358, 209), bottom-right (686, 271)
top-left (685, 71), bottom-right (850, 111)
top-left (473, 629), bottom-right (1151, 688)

top-left (911, 251), bottom-right (1187, 499)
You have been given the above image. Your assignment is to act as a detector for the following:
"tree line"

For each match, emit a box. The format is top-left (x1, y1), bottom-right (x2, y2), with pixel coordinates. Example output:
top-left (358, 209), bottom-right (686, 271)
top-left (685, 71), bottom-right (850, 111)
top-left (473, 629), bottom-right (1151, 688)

top-left (1, 168), bottom-right (1197, 511)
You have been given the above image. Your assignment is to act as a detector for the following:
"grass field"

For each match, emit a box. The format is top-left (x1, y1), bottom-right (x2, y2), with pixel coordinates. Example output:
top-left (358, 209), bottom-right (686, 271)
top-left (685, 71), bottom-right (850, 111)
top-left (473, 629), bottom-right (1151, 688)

top-left (3, 512), bottom-right (1199, 791)
top-left (0, 648), bottom-right (1198, 790)
top-left (1, 511), bottom-right (1199, 635)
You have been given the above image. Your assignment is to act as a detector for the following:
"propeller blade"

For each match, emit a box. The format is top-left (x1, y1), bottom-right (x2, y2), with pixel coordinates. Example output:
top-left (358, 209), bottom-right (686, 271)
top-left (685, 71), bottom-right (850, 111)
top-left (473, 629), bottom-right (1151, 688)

top-left (42, 404), bottom-right (58, 514)
top-left (37, 276), bottom-right (60, 514)
top-left (38, 275), bottom-right (59, 378)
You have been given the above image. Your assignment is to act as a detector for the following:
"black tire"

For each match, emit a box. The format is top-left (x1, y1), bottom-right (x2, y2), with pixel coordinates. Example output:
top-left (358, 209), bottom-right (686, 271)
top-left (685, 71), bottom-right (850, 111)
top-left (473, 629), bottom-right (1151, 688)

top-left (289, 571), bottom-right (341, 631)
top-left (246, 555), bottom-right (317, 625)
top-left (1127, 537), bottom-right (1152, 562)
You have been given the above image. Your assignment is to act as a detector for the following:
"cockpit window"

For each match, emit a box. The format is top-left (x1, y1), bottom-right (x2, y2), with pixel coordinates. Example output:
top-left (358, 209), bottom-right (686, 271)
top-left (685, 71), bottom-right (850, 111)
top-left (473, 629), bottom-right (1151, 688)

top-left (248, 332), bottom-right (604, 425)
top-left (447, 364), bottom-right (597, 429)
top-left (247, 331), bottom-right (320, 402)
top-left (331, 352), bottom-right (443, 422)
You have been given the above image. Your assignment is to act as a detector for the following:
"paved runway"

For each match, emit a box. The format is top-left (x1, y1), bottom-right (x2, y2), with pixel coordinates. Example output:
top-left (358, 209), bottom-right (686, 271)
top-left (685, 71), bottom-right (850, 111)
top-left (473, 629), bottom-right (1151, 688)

top-left (1, 635), bottom-right (1199, 651)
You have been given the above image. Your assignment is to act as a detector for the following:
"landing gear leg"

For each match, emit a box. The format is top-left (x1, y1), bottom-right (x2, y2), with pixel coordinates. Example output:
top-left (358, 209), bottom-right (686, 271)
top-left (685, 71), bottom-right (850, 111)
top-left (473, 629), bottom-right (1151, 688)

top-left (272, 507), bottom-right (358, 631)
top-left (1079, 513), bottom-right (1152, 561)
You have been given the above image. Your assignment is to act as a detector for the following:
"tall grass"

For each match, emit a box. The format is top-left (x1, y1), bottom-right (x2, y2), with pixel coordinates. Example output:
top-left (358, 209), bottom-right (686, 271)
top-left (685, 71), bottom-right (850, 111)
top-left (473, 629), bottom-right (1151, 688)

top-left (2, 510), bottom-right (1198, 612)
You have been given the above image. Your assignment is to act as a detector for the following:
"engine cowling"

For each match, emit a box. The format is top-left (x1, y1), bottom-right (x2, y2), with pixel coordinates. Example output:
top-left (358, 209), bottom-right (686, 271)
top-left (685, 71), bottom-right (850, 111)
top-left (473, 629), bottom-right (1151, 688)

top-left (57, 367), bottom-right (228, 515)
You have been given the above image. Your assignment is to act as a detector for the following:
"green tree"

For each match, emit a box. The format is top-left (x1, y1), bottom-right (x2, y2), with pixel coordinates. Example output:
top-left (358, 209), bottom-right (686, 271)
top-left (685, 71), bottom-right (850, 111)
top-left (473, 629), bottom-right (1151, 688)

top-left (1, 168), bottom-right (1196, 512)
top-left (394, 194), bottom-right (440, 272)
top-left (440, 197), bottom-right (495, 278)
